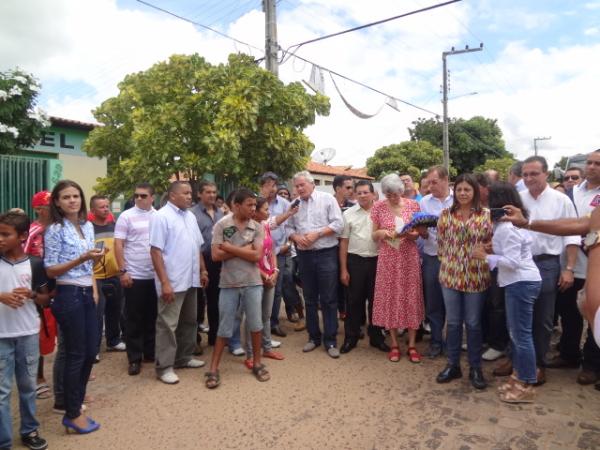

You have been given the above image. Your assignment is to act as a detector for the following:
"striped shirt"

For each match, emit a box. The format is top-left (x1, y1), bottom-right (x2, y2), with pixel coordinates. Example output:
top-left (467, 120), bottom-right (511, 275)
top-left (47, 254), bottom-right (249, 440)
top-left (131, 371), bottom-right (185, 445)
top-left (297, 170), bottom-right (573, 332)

top-left (114, 206), bottom-right (156, 280)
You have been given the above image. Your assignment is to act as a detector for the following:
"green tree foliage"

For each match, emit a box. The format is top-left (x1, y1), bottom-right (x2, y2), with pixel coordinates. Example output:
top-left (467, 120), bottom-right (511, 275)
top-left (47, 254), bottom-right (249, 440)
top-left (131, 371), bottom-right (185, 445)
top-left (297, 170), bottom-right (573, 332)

top-left (473, 157), bottom-right (517, 181)
top-left (366, 141), bottom-right (444, 180)
top-left (554, 156), bottom-right (568, 169)
top-left (0, 68), bottom-right (50, 154)
top-left (408, 116), bottom-right (510, 174)
top-left (84, 53), bottom-right (330, 196)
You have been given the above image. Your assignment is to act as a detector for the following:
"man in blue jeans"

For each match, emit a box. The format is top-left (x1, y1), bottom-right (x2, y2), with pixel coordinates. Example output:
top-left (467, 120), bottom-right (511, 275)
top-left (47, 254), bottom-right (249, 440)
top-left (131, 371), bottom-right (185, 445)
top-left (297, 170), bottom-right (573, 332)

top-left (517, 156), bottom-right (580, 384)
top-left (286, 171), bottom-right (344, 358)
top-left (419, 166), bottom-right (453, 358)
top-left (0, 211), bottom-right (50, 450)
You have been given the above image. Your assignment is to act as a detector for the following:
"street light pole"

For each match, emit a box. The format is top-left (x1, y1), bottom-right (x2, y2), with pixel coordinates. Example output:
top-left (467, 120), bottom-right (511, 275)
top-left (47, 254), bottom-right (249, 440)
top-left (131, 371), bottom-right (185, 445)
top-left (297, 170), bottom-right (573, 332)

top-left (442, 44), bottom-right (483, 172)
top-left (533, 136), bottom-right (551, 156)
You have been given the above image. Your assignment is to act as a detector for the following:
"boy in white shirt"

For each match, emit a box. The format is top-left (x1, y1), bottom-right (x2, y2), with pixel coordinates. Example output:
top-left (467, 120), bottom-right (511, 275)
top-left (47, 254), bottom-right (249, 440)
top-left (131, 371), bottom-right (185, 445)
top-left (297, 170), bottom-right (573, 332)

top-left (0, 211), bottom-right (51, 450)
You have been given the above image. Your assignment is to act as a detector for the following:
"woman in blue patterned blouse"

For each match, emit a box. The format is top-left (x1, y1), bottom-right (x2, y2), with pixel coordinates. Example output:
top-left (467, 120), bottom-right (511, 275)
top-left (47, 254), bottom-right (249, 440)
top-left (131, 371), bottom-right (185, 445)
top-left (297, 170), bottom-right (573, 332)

top-left (44, 180), bottom-right (104, 434)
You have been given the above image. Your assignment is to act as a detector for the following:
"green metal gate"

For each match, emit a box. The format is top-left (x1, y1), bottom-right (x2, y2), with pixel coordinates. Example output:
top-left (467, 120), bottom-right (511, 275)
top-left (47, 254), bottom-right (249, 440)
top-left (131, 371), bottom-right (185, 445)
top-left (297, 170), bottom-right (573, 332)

top-left (0, 154), bottom-right (62, 218)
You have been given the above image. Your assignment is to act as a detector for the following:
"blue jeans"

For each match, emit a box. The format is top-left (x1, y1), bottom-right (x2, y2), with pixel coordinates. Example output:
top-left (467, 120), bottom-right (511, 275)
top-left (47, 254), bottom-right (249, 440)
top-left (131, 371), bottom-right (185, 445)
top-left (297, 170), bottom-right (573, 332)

top-left (422, 255), bottom-right (445, 349)
top-left (51, 285), bottom-right (98, 419)
top-left (533, 257), bottom-right (560, 367)
top-left (505, 281), bottom-right (541, 384)
top-left (442, 287), bottom-right (485, 368)
top-left (52, 326), bottom-right (66, 408)
top-left (296, 246), bottom-right (339, 348)
top-left (0, 334), bottom-right (40, 448)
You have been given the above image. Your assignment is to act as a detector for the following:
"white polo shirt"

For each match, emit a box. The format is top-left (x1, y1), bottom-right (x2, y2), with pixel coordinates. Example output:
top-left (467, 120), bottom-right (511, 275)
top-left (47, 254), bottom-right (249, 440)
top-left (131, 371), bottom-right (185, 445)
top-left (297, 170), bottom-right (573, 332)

top-left (341, 204), bottom-right (378, 258)
top-left (114, 206), bottom-right (156, 280)
top-left (0, 257), bottom-right (39, 338)
top-left (520, 185), bottom-right (580, 256)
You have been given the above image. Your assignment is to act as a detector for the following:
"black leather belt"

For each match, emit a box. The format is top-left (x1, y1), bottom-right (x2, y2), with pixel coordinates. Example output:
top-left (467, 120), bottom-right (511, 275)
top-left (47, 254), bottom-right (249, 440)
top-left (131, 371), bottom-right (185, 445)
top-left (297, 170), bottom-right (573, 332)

top-left (533, 254), bottom-right (559, 262)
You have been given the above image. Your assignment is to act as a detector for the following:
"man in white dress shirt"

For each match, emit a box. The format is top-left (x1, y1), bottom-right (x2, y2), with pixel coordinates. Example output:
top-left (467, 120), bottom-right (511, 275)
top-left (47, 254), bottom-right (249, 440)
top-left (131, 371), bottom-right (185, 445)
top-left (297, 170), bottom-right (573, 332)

top-left (517, 156), bottom-right (580, 384)
top-left (286, 171), bottom-right (344, 358)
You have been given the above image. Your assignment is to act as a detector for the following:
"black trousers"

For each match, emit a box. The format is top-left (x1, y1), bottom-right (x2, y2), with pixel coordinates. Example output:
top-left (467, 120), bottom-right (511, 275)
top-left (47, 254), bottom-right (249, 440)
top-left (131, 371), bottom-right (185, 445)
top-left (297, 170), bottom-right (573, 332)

top-left (482, 269), bottom-right (509, 351)
top-left (124, 279), bottom-right (158, 364)
top-left (203, 255), bottom-right (221, 346)
top-left (344, 254), bottom-right (383, 343)
top-left (556, 278), bottom-right (586, 362)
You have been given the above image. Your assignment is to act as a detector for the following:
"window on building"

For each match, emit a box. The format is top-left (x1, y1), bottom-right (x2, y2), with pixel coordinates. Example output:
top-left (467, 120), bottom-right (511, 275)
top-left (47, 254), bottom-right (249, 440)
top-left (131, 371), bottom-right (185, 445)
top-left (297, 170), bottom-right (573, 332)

top-left (325, 180), bottom-right (333, 186)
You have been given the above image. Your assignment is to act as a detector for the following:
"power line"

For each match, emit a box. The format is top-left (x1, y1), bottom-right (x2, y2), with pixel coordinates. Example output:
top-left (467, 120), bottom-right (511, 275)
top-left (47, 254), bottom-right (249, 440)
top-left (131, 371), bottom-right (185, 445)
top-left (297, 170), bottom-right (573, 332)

top-left (283, 52), bottom-right (440, 117)
top-left (285, 0), bottom-right (462, 53)
top-left (135, 0), bottom-right (264, 53)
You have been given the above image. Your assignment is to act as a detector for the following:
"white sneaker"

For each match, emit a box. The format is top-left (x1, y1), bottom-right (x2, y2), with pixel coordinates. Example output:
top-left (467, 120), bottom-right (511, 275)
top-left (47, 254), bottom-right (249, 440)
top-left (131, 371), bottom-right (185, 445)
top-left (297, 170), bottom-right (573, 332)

top-left (482, 347), bottom-right (505, 361)
top-left (158, 370), bottom-right (179, 385)
top-left (231, 348), bottom-right (246, 357)
top-left (271, 340), bottom-right (281, 348)
top-left (198, 324), bottom-right (209, 333)
top-left (108, 342), bottom-right (126, 351)
top-left (461, 343), bottom-right (468, 351)
top-left (178, 359), bottom-right (205, 369)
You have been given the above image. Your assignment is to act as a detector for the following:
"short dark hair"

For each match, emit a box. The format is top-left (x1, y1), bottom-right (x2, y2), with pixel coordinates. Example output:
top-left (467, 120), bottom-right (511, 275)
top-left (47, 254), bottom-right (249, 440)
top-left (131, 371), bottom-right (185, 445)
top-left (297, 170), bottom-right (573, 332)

top-left (233, 188), bottom-right (256, 205)
top-left (427, 165), bottom-right (449, 180)
top-left (197, 180), bottom-right (216, 195)
top-left (259, 172), bottom-right (279, 186)
top-left (509, 161), bottom-right (523, 177)
top-left (354, 180), bottom-right (374, 193)
top-left (333, 175), bottom-right (352, 190)
top-left (0, 211), bottom-right (30, 235)
top-left (90, 194), bottom-right (109, 209)
top-left (49, 180), bottom-right (87, 224)
top-left (565, 166), bottom-right (583, 176)
top-left (474, 173), bottom-right (491, 188)
top-left (450, 174), bottom-right (482, 213)
top-left (135, 182), bottom-right (155, 195)
top-left (523, 156), bottom-right (548, 172)
top-left (488, 181), bottom-right (529, 221)
top-left (167, 181), bottom-right (190, 195)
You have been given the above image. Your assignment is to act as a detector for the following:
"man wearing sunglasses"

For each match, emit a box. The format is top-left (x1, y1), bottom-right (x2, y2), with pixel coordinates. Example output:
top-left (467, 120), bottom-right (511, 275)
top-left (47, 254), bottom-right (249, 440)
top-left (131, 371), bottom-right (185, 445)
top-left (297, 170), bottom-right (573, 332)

top-left (563, 167), bottom-right (584, 191)
top-left (114, 183), bottom-right (158, 376)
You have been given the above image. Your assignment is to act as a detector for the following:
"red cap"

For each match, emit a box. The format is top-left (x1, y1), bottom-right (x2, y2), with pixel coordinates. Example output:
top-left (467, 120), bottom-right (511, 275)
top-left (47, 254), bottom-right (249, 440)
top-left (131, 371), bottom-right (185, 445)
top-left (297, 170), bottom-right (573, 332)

top-left (32, 191), bottom-right (51, 207)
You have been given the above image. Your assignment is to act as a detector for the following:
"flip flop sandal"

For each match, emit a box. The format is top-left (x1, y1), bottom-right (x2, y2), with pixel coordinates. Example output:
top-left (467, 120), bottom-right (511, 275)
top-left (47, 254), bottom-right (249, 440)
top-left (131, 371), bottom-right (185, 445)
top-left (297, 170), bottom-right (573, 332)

top-left (244, 359), bottom-right (254, 370)
top-left (263, 350), bottom-right (285, 360)
top-left (252, 364), bottom-right (271, 382)
top-left (407, 347), bottom-right (422, 364)
top-left (36, 384), bottom-right (51, 399)
top-left (205, 371), bottom-right (220, 389)
top-left (388, 347), bottom-right (401, 363)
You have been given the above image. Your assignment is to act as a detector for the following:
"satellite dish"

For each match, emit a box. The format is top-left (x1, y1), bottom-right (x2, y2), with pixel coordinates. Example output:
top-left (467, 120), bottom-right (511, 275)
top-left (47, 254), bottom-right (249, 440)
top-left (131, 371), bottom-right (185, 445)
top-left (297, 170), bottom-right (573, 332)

top-left (311, 147), bottom-right (336, 165)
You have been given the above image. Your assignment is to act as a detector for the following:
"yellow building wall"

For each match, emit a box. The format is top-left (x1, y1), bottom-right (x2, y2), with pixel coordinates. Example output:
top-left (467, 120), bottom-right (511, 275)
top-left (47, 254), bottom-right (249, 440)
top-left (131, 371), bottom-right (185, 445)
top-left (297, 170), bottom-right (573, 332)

top-left (58, 153), bottom-right (107, 202)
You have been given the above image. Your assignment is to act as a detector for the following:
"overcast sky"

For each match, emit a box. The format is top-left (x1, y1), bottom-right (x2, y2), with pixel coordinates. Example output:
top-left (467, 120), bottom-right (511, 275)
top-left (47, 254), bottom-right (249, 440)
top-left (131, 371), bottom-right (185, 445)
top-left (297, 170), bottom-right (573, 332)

top-left (2, 0), bottom-right (599, 169)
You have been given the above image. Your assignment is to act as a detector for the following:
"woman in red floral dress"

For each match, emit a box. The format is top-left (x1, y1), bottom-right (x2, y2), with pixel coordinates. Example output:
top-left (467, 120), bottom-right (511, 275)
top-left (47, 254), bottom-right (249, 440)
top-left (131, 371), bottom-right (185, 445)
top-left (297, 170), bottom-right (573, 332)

top-left (371, 174), bottom-right (426, 363)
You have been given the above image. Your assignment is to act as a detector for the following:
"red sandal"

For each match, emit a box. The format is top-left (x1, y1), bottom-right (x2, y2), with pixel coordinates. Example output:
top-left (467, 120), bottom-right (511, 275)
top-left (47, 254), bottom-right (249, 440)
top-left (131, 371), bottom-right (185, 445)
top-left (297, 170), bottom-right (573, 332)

top-left (388, 346), bottom-right (401, 362)
top-left (407, 347), bottom-right (422, 364)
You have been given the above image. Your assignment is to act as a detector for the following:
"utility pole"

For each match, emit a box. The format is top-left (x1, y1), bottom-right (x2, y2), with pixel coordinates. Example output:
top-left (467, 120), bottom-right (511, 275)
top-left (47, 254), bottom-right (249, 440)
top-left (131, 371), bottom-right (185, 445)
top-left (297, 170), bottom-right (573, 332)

top-left (263, 0), bottom-right (278, 76)
top-left (442, 44), bottom-right (483, 171)
top-left (533, 136), bottom-right (551, 156)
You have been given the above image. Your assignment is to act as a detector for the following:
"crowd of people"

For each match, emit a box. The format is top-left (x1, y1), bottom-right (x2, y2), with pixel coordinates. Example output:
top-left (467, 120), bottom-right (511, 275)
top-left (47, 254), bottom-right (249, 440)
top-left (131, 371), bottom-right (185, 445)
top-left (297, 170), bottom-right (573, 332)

top-left (1, 150), bottom-right (600, 449)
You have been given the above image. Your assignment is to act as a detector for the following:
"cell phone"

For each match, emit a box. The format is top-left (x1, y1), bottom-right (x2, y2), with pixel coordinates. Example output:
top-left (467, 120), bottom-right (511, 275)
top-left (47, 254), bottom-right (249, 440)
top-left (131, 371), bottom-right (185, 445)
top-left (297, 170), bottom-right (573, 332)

top-left (490, 208), bottom-right (508, 221)
top-left (291, 198), bottom-right (300, 208)
top-left (95, 241), bottom-right (105, 251)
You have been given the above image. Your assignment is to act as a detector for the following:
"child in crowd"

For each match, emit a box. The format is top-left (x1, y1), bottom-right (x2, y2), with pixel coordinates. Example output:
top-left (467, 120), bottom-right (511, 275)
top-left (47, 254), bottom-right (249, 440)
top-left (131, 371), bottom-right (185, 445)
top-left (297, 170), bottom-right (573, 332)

top-left (0, 211), bottom-right (51, 450)
top-left (205, 189), bottom-right (267, 388)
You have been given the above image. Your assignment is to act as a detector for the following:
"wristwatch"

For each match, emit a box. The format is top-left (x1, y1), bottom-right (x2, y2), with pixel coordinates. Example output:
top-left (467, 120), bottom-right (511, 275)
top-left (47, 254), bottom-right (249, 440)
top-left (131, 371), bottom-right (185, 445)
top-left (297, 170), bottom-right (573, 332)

top-left (583, 230), bottom-right (600, 252)
top-left (119, 269), bottom-right (128, 274)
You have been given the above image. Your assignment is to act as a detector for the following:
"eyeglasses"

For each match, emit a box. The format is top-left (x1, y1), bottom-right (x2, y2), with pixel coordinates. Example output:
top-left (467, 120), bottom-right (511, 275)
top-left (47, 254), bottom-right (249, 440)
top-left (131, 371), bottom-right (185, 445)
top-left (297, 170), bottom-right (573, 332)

top-left (586, 160), bottom-right (600, 166)
top-left (563, 175), bottom-right (581, 181)
top-left (134, 193), bottom-right (149, 199)
top-left (522, 172), bottom-right (542, 178)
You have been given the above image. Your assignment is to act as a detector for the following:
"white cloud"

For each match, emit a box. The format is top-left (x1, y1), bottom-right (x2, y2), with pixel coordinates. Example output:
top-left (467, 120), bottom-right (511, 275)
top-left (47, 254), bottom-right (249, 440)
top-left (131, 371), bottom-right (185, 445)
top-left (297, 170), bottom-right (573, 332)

top-left (584, 27), bottom-right (599, 36)
top-left (1, 0), bottom-right (598, 172)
